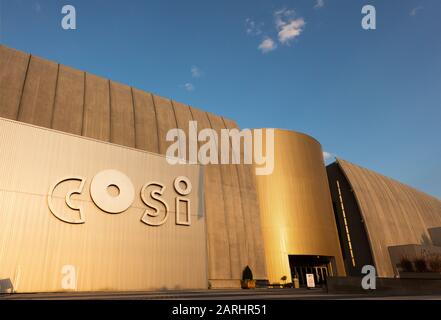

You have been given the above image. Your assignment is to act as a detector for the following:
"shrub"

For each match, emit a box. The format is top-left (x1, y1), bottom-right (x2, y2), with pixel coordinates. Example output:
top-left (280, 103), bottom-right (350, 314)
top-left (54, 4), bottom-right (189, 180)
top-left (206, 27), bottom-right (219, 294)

top-left (399, 257), bottom-right (414, 272)
top-left (242, 266), bottom-right (253, 280)
top-left (414, 258), bottom-right (429, 272)
top-left (428, 255), bottom-right (441, 273)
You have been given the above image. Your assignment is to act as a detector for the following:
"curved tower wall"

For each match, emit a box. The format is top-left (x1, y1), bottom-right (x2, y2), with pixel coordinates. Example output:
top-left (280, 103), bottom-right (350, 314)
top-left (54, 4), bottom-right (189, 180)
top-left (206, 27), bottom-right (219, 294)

top-left (255, 129), bottom-right (346, 283)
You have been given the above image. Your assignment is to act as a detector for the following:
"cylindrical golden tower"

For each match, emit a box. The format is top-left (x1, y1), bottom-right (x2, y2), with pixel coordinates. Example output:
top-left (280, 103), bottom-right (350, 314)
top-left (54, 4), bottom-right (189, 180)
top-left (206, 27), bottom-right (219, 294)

top-left (255, 129), bottom-right (345, 284)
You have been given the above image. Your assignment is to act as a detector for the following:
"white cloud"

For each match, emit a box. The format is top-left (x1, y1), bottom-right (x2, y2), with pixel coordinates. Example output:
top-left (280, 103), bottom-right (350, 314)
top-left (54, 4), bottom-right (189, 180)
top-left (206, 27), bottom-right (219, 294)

top-left (258, 37), bottom-right (277, 53)
top-left (191, 66), bottom-right (203, 78)
top-left (314, 0), bottom-right (325, 9)
top-left (278, 18), bottom-right (305, 44)
top-left (245, 18), bottom-right (263, 36)
top-left (248, 8), bottom-right (305, 53)
top-left (34, 2), bottom-right (41, 13)
top-left (323, 151), bottom-right (336, 162)
top-left (410, 6), bottom-right (423, 16)
top-left (274, 8), bottom-right (296, 28)
top-left (274, 9), bottom-right (305, 44)
top-left (183, 83), bottom-right (195, 92)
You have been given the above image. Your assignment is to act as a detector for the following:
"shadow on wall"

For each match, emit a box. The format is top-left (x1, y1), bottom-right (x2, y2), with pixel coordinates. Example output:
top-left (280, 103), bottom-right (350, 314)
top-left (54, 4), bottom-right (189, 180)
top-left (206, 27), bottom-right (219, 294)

top-left (197, 170), bottom-right (205, 220)
top-left (428, 227), bottom-right (441, 247)
top-left (0, 279), bottom-right (14, 294)
top-left (421, 233), bottom-right (432, 246)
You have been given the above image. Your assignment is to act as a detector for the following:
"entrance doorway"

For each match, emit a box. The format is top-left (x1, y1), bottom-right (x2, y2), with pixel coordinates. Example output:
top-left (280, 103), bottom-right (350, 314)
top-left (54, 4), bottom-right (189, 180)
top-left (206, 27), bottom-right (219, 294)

top-left (288, 255), bottom-right (333, 287)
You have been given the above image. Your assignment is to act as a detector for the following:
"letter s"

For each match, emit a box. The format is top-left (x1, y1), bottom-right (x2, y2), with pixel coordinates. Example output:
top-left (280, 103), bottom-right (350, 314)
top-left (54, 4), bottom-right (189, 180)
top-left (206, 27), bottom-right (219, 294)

top-left (140, 182), bottom-right (169, 226)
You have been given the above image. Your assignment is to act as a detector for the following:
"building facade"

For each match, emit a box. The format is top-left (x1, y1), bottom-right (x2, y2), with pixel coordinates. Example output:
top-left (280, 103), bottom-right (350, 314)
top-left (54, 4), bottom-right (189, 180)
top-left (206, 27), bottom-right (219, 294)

top-left (1, 45), bottom-right (440, 293)
top-left (0, 45), bottom-right (267, 291)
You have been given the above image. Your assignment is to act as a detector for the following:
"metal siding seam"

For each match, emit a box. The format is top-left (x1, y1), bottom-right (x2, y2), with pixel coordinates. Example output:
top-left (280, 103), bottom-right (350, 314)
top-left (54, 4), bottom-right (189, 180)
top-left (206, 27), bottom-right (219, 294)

top-left (16, 54), bottom-right (32, 120)
top-left (205, 112), bottom-right (233, 278)
top-left (130, 87), bottom-right (137, 149)
top-left (49, 64), bottom-right (60, 129)
top-left (151, 95), bottom-right (161, 155)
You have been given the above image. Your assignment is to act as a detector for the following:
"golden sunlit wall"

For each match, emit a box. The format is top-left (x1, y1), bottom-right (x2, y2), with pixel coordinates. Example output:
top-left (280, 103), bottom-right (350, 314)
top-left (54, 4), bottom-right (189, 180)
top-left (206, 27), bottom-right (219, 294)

top-left (255, 129), bottom-right (346, 283)
top-left (0, 118), bottom-right (208, 293)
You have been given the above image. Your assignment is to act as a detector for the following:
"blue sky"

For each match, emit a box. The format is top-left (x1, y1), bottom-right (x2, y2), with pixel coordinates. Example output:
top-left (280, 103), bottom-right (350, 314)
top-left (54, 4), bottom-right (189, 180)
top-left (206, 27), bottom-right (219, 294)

top-left (1, 0), bottom-right (440, 198)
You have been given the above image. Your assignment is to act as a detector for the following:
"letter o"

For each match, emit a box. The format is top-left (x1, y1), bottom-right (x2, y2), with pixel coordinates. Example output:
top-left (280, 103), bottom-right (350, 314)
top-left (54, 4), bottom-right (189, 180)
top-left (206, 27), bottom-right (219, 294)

top-left (90, 169), bottom-right (135, 213)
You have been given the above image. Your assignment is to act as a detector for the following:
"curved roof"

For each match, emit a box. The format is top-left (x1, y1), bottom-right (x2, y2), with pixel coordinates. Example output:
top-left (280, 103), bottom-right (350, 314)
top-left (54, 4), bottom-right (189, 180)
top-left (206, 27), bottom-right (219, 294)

top-left (337, 158), bottom-right (441, 277)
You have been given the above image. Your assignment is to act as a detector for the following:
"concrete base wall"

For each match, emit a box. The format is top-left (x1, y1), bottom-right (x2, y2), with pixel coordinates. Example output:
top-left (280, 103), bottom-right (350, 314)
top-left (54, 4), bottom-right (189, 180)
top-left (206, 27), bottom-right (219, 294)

top-left (209, 279), bottom-right (241, 289)
top-left (327, 276), bottom-right (441, 296)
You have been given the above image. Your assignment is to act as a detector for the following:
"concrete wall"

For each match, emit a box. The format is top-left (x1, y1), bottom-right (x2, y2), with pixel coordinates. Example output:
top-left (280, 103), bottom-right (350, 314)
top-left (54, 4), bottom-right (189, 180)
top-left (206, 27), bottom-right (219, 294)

top-left (388, 244), bottom-right (441, 275)
top-left (0, 45), bottom-right (267, 288)
top-left (429, 227), bottom-right (441, 247)
top-left (327, 276), bottom-right (441, 295)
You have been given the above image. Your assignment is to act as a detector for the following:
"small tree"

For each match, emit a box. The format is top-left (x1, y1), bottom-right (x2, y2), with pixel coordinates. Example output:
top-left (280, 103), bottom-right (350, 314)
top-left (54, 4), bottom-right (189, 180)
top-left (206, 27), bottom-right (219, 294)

top-left (414, 258), bottom-right (429, 272)
top-left (428, 255), bottom-right (441, 273)
top-left (281, 275), bottom-right (287, 285)
top-left (242, 265), bottom-right (253, 280)
top-left (399, 257), bottom-right (414, 272)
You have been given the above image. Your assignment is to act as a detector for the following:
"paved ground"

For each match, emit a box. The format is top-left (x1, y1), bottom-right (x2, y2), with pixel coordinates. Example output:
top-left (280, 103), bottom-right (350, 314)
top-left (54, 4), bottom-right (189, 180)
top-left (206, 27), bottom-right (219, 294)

top-left (1, 288), bottom-right (441, 300)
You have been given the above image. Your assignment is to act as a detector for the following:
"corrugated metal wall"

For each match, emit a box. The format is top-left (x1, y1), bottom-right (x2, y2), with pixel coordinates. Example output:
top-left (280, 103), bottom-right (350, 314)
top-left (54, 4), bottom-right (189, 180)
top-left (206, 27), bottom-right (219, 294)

top-left (0, 118), bottom-right (207, 292)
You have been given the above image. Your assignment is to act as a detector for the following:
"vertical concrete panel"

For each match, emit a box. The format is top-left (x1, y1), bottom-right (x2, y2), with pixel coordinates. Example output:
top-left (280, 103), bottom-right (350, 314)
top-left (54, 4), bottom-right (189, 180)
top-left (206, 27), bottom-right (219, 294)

top-left (223, 118), bottom-right (268, 280)
top-left (172, 100), bottom-right (194, 161)
top-left (109, 81), bottom-right (135, 148)
top-left (52, 65), bottom-right (84, 135)
top-left (153, 95), bottom-right (177, 155)
top-left (18, 56), bottom-right (58, 128)
top-left (189, 107), bottom-right (232, 285)
top-left (83, 73), bottom-right (110, 141)
top-left (132, 89), bottom-right (159, 153)
top-left (0, 45), bottom-right (30, 120)
top-left (206, 113), bottom-right (248, 280)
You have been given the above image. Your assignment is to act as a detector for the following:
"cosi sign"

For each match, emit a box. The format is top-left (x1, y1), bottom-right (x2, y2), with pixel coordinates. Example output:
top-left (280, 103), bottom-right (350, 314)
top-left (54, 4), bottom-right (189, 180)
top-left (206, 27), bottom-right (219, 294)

top-left (48, 169), bottom-right (192, 227)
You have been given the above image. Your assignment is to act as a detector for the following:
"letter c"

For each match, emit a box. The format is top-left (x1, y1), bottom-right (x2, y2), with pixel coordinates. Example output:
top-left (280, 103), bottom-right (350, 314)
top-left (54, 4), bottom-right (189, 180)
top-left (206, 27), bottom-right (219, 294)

top-left (48, 176), bottom-right (86, 224)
